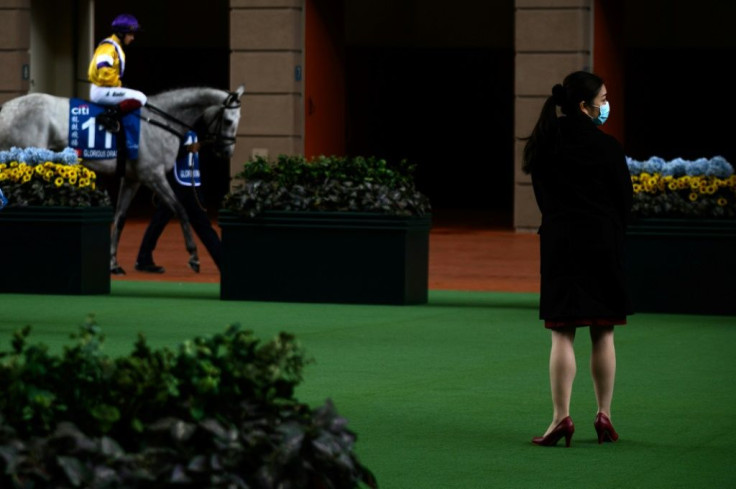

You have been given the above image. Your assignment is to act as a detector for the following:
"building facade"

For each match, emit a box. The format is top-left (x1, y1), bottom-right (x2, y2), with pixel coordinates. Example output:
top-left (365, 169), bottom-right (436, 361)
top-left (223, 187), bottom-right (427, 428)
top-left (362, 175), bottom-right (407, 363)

top-left (1, 0), bottom-right (732, 230)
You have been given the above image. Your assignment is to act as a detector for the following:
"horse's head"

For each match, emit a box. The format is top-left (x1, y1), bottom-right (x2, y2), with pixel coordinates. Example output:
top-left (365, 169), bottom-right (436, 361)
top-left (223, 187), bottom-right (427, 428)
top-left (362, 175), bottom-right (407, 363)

top-left (201, 84), bottom-right (245, 159)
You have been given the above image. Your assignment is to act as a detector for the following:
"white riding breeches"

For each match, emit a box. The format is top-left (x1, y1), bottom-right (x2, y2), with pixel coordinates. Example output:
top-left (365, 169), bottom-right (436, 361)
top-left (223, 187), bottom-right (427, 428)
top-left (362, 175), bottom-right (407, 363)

top-left (90, 85), bottom-right (147, 106)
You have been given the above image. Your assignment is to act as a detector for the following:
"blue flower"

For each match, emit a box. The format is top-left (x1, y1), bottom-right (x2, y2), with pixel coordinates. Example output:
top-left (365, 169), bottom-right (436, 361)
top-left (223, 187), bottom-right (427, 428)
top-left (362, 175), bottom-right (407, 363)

top-left (626, 157), bottom-right (644, 175)
top-left (705, 155), bottom-right (734, 178)
top-left (628, 155), bottom-right (734, 178)
top-left (685, 158), bottom-right (708, 176)
top-left (662, 158), bottom-right (688, 177)
top-left (0, 146), bottom-right (80, 165)
top-left (642, 156), bottom-right (665, 174)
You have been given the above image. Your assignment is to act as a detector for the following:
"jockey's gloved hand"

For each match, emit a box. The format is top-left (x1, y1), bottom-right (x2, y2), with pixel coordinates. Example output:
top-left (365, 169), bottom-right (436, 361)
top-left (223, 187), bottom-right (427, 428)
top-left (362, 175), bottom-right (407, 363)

top-left (97, 107), bottom-right (121, 133)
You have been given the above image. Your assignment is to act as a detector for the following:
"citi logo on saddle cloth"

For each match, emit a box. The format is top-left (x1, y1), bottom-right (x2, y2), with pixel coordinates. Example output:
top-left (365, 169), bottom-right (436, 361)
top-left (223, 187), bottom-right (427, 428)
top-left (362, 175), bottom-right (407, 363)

top-left (68, 99), bottom-right (141, 160)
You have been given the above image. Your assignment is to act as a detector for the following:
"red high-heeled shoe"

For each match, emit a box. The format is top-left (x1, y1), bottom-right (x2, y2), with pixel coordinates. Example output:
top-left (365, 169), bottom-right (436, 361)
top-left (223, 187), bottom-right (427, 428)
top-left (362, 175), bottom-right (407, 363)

top-left (594, 413), bottom-right (619, 444)
top-left (532, 416), bottom-right (574, 447)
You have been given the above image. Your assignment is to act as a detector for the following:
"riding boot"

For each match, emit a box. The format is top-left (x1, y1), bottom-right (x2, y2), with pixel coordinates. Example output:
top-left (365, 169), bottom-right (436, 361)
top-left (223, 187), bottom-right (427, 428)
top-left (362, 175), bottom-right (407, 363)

top-left (108, 99), bottom-right (143, 177)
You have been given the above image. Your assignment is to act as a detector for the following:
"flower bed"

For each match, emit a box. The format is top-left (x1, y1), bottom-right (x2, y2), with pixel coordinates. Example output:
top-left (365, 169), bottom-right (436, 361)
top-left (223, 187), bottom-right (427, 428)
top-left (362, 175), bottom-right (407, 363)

top-left (0, 146), bottom-right (111, 208)
top-left (219, 155), bottom-right (432, 304)
top-left (222, 154), bottom-right (431, 218)
top-left (0, 147), bottom-right (113, 294)
top-left (626, 155), bottom-right (735, 218)
top-left (624, 155), bottom-right (736, 315)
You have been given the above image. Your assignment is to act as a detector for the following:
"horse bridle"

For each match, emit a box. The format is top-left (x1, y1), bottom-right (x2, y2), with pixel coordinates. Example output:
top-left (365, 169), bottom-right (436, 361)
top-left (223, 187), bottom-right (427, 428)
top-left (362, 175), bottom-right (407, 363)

top-left (199, 91), bottom-right (241, 151)
top-left (141, 91), bottom-right (241, 151)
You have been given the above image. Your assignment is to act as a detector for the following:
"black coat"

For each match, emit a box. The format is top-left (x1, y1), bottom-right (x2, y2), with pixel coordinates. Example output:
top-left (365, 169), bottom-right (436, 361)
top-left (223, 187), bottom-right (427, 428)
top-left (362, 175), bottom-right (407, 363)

top-left (531, 115), bottom-right (633, 320)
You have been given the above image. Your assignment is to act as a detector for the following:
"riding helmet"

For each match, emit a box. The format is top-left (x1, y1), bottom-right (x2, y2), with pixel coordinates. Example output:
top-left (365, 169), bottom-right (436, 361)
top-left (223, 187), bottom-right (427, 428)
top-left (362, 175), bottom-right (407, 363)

top-left (111, 14), bottom-right (141, 34)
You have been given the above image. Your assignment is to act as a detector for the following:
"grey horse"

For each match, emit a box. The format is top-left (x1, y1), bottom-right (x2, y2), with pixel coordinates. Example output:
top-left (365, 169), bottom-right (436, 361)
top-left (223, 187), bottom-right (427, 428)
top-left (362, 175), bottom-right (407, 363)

top-left (0, 85), bottom-right (245, 274)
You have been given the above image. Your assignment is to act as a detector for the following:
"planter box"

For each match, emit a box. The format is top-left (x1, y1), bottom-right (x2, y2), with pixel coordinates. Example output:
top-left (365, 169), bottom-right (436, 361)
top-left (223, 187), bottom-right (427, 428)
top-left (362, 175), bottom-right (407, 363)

top-left (218, 210), bottom-right (431, 304)
top-left (0, 206), bottom-right (113, 295)
top-left (625, 218), bottom-right (736, 315)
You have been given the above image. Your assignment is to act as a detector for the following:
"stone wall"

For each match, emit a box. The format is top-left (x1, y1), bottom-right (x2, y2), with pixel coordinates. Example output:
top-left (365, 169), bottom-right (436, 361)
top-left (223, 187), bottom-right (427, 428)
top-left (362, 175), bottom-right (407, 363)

top-left (513, 0), bottom-right (592, 231)
top-left (229, 0), bottom-right (305, 180)
top-left (0, 0), bottom-right (30, 104)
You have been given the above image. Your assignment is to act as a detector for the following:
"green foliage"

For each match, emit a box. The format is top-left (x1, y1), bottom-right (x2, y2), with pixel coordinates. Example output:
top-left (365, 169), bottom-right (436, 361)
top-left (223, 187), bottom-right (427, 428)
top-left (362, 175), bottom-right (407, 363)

top-left (632, 191), bottom-right (736, 219)
top-left (222, 154), bottom-right (431, 218)
top-left (0, 318), bottom-right (377, 489)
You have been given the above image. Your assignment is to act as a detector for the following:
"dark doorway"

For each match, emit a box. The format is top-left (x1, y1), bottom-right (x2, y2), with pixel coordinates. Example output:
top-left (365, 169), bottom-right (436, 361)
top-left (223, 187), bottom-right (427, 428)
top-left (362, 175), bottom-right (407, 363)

top-left (346, 47), bottom-right (513, 214)
top-left (342, 1), bottom-right (515, 226)
top-left (93, 1), bottom-right (230, 216)
top-left (624, 47), bottom-right (736, 165)
top-left (623, 1), bottom-right (736, 165)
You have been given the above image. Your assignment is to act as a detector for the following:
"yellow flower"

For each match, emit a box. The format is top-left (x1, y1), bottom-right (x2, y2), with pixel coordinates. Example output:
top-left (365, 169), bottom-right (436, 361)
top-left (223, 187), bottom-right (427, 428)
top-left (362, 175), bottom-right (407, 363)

top-left (689, 192), bottom-right (698, 202)
top-left (717, 197), bottom-right (728, 206)
top-left (0, 173), bottom-right (6, 181)
top-left (0, 163), bottom-right (5, 170)
top-left (633, 183), bottom-right (642, 193)
top-left (54, 177), bottom-right (63, 187)
top-left (22, 173), bottom-right (31, 183)
top-left (668, 182), bottom-right (678, 191)
top-left (9, 161), bottom-right (18, 168)
top-left (69, 176), bottom-right (78, 185)
top-left (44, 170), bottom-right (54, 181)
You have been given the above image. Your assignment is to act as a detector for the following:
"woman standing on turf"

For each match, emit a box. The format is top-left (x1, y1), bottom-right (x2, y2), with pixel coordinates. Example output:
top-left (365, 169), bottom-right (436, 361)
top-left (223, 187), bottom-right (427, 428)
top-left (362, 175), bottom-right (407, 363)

top-left (522, 71), bottom-right (633, 447)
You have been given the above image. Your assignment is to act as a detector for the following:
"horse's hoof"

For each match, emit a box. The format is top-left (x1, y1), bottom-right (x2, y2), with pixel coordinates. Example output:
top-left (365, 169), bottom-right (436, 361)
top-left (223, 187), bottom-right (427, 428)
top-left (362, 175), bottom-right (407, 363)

top-left (111, 266), bottom-right (126, 275)
top-left (188, 260), bottom-right (200, 273)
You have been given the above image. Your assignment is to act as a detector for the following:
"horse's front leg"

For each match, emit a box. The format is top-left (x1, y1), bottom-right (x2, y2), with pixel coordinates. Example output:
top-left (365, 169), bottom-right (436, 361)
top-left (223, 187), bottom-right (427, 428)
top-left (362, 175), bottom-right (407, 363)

top-left (109, 179), bottom-right (141, 274)
top-left (149, 177), bottom-right (200, 272)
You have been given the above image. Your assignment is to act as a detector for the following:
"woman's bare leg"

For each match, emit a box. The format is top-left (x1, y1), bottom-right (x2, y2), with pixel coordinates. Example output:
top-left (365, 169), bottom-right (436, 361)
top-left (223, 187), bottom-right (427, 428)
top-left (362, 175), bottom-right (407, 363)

top-left (544, 327), bottom-right (577, 435)
top-left (590, 326), bottom-right (616, 417)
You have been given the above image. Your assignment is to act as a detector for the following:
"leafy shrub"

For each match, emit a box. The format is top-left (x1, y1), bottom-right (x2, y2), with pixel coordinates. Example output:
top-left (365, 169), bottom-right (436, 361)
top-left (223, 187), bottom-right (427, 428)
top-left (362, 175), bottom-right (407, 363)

top-left (0, 319), bottom-right (377, 489)
top-left (222, 155), bottom-right (431, 218)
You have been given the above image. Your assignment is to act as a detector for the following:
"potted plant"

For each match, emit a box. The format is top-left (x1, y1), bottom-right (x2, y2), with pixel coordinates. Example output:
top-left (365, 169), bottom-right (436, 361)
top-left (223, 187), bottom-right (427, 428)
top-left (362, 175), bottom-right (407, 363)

top-left (624, 155), bottom-right (736, 315)
top-left (219, 155), bottom-right (432, 305)
top-left (0, 147), bottom-right (113, 294)
top-left (0, 320), bottom-right (377, 488)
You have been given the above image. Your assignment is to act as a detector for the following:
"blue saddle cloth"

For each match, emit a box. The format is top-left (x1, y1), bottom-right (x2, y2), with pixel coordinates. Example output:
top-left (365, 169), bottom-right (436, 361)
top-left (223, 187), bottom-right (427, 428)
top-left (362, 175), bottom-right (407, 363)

top-left (68, 99), bottom-right (141, 160)
top-left (174, 132), bottom-right (201, 187)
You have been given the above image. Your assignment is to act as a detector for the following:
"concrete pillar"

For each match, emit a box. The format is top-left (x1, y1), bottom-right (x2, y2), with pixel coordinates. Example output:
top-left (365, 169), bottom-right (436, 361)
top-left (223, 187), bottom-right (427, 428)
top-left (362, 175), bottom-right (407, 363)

top-left (229, 0), bottom-right (305, 181)
top-left (0, 0), bottom-right (31, 103)
top-left (513, 0), bottom-right (592, 231)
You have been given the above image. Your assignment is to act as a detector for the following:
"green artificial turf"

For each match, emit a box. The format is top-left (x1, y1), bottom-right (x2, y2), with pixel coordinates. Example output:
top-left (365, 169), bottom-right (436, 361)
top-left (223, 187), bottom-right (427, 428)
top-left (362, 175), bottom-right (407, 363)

top-left (1, 282), bottom-right (735, 488)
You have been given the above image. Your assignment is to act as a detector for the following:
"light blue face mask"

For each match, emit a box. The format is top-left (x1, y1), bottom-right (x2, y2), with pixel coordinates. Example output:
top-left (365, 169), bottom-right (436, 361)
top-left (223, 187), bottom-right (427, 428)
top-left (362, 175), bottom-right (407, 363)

top-left (591, 101), bottom-right (610, 126)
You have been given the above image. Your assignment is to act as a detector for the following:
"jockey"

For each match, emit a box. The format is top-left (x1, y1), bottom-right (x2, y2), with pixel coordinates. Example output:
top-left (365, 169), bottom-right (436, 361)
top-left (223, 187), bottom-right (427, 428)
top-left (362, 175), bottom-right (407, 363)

top-left (88, 13), bottom-right (147, 133)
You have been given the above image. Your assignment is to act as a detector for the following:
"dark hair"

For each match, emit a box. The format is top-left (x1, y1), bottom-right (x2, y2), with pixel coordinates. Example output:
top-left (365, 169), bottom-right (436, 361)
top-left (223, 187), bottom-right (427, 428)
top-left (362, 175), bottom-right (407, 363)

top-left (521, 71), bottom-right (604, 174)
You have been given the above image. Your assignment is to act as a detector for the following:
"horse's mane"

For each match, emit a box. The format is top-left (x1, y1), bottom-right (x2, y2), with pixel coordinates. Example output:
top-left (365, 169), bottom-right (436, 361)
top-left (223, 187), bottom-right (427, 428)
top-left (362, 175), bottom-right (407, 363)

top-left (149, 87), bottom-right (229, 108)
